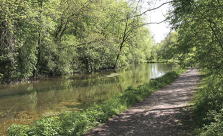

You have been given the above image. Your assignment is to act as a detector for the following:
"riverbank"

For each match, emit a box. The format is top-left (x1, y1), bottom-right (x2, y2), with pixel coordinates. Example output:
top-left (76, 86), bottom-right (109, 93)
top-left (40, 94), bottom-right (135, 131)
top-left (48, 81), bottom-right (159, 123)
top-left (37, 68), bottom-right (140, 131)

top-left (7, 68), bottom-right (186, 136)
top-left (83, 68), bottom-right (200, 136)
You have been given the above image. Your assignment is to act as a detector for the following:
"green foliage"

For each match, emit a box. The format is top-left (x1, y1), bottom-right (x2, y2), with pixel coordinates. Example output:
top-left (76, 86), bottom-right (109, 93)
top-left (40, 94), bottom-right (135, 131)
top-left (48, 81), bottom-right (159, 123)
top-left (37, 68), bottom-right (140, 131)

top-left (169, 0), bottom-right (223, 70)
top-left (156, 32), bottom-right (179, 62)
top-left (199, 110), bottom-right (223, 136)
top-left (192, 73), bottom-right (223, 136)
top-left (8, 124), bottom-right (30, 136)
top-left (148, 31), bottom-right (179, 63)
top-left (168, 1), bottom-right (223, 135)
top-left (8, 68), bottom-right (183, 136)
top-left (0, 0), bottom-right (153, 83)
top-left (32, 117), bottom-right (62, 135)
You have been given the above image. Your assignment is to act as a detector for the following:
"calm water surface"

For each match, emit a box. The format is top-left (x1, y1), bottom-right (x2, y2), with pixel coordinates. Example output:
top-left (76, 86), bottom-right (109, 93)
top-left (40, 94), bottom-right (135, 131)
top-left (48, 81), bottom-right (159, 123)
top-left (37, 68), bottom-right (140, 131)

top-left (0, 63), bottom-right (172, 123)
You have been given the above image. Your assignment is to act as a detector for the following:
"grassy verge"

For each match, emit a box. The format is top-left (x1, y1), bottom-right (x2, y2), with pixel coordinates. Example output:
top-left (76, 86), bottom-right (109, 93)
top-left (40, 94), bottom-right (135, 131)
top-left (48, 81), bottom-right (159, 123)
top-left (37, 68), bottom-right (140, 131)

top-left (192, 72), bottom-right (223, 135)
top-left (8, 68), bottom-right (186, 136)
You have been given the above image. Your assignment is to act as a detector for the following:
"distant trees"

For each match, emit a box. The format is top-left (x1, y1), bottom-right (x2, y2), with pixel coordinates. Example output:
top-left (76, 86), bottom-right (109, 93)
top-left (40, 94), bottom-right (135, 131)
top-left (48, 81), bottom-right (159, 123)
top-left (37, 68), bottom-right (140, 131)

top-left (148, 31), bottom-right (178, 63)
top-left (0, 0), bottom-right (153, 83)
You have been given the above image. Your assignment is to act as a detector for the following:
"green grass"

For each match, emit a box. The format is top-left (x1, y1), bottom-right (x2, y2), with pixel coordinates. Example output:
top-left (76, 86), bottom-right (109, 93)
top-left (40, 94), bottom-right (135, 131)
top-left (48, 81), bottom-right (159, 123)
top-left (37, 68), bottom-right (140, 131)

top-left (8, 68), bottom-right (185, 136)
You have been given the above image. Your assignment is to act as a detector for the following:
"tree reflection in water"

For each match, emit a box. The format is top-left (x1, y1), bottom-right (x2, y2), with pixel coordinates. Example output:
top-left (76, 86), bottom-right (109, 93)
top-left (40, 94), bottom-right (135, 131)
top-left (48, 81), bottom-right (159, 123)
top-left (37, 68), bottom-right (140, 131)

top-left (0, 63), bottom-right (173, 127)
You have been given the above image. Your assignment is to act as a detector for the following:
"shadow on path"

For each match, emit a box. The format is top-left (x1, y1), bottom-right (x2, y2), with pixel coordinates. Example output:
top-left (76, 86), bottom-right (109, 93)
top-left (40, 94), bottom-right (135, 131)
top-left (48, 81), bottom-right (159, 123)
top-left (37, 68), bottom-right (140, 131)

top-left (83, 69), bottom-right (200, 136)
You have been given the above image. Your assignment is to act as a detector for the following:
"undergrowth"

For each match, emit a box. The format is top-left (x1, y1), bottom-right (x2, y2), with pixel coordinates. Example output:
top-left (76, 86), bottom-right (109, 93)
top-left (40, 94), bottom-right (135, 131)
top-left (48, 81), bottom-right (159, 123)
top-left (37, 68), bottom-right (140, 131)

top-left (193, 72), bottom-right (223, 136)
top-left (8, 68), bottom-right (185, 136)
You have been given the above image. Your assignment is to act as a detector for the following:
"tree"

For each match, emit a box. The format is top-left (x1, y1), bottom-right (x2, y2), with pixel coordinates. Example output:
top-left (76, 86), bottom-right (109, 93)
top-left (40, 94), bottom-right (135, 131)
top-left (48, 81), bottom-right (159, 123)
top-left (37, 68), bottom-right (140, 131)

top-left (155, 31), bottom-right (178, 62)
top-left (0, 0), bottom-right (37, 82)
top-left (169, 0), bottom-right (223, 76)
top-left (0, 0), bottom-right (153, 83)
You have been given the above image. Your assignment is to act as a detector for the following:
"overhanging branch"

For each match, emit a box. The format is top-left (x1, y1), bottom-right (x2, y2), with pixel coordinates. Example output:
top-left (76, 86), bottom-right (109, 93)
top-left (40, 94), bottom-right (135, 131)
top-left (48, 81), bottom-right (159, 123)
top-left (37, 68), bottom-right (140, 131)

top-left (140, 14), bottom-right (174, 27)
top-left (135, 1), bottom-right (174, 17)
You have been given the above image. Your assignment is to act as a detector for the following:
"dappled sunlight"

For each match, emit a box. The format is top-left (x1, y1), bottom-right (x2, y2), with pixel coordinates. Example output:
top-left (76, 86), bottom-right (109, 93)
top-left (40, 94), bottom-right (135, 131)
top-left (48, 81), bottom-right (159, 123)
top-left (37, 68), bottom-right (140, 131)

top-left (84, 69), bottom-right (199, 136)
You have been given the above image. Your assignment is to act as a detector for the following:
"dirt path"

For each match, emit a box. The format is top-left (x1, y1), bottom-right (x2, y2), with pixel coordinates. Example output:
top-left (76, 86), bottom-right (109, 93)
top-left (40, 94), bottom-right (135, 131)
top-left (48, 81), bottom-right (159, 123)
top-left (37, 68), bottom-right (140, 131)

top-left (83, 68), bottom-right (200, 136)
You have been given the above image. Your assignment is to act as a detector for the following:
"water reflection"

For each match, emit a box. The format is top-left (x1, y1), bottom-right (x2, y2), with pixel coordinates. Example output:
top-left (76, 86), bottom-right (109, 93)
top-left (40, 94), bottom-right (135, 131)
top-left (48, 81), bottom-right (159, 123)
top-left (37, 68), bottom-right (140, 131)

top-left (0, 63), bottom-right (172, 124)
top-left (149, 63), bottom-right (172, 79)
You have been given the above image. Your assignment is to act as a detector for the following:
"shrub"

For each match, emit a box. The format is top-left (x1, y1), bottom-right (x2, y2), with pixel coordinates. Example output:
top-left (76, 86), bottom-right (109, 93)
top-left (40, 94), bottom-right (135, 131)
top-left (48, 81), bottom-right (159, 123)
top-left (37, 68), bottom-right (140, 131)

top-left (193, 74), bottom-right (223, 136)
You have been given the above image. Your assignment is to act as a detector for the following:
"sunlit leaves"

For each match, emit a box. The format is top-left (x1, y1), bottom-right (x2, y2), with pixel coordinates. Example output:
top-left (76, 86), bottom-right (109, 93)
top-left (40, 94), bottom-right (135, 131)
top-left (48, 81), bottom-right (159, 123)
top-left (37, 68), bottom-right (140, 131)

top-left (168, 1), bottom-right (223, 134)
top-left (169, 0), bottom-right (223, 74)
top-left (0, 0), bottom-right (153, 82)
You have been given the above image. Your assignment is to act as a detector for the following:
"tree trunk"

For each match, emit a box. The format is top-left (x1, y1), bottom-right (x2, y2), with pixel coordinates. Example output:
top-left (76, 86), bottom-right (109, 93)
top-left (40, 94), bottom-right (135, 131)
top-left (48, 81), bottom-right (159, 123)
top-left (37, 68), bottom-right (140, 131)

top-left (33, 0), bottom-right (43, 80)
top-left (114, 40), bottom-right (125, 68)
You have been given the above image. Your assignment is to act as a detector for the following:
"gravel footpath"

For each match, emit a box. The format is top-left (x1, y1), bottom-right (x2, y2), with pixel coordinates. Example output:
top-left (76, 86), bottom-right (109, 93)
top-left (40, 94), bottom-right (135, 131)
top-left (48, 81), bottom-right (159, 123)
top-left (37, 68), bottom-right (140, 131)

top-left (83, 68), bottom-right (200, 136)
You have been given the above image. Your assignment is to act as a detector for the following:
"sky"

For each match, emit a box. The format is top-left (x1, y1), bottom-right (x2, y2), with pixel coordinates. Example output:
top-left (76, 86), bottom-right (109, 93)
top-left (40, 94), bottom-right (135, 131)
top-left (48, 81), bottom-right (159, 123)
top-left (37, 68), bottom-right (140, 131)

top-left (141, 0), bottom-right (172, 43)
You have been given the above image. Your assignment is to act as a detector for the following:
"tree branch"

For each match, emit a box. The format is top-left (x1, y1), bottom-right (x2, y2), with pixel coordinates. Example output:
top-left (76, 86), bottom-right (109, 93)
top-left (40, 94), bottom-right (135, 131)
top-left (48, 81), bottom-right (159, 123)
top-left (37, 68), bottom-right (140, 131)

top-left (140, 14), bottom-right (174, 27)
top-left (135, 1), bottom-right (174, 17)
top-left (194, 4), bottom-right (223, 51)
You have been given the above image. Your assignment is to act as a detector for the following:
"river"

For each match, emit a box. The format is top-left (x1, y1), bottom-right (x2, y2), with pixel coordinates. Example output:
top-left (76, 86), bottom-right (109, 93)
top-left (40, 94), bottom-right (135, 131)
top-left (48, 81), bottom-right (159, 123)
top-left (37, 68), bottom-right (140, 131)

top-left (0, 63), bottom-right (172, 127)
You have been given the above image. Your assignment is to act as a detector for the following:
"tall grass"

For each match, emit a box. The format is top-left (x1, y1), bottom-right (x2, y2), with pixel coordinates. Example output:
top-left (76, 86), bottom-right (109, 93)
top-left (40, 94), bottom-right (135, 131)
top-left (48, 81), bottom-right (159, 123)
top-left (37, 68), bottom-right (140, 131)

top-left (8, 69), bottom-right (185, 136)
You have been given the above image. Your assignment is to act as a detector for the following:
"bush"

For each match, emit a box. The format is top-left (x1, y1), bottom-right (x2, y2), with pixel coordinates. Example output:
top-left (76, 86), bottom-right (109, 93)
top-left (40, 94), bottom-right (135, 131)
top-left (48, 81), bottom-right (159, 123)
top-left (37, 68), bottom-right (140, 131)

top-left (193, 74), bottom-right (223, 136)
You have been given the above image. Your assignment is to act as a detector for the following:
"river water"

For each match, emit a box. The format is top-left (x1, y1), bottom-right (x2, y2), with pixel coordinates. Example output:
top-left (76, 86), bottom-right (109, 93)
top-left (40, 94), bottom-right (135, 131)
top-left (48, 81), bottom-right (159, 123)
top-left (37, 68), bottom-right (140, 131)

top-left (0, 63), bottom-right (172, 125)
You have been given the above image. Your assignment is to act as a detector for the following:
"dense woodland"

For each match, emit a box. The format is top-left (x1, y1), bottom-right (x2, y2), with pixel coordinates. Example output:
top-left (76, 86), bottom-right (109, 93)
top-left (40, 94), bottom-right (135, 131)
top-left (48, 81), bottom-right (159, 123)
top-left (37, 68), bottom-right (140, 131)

top-left (0, 0), bottom-right (154, 83)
